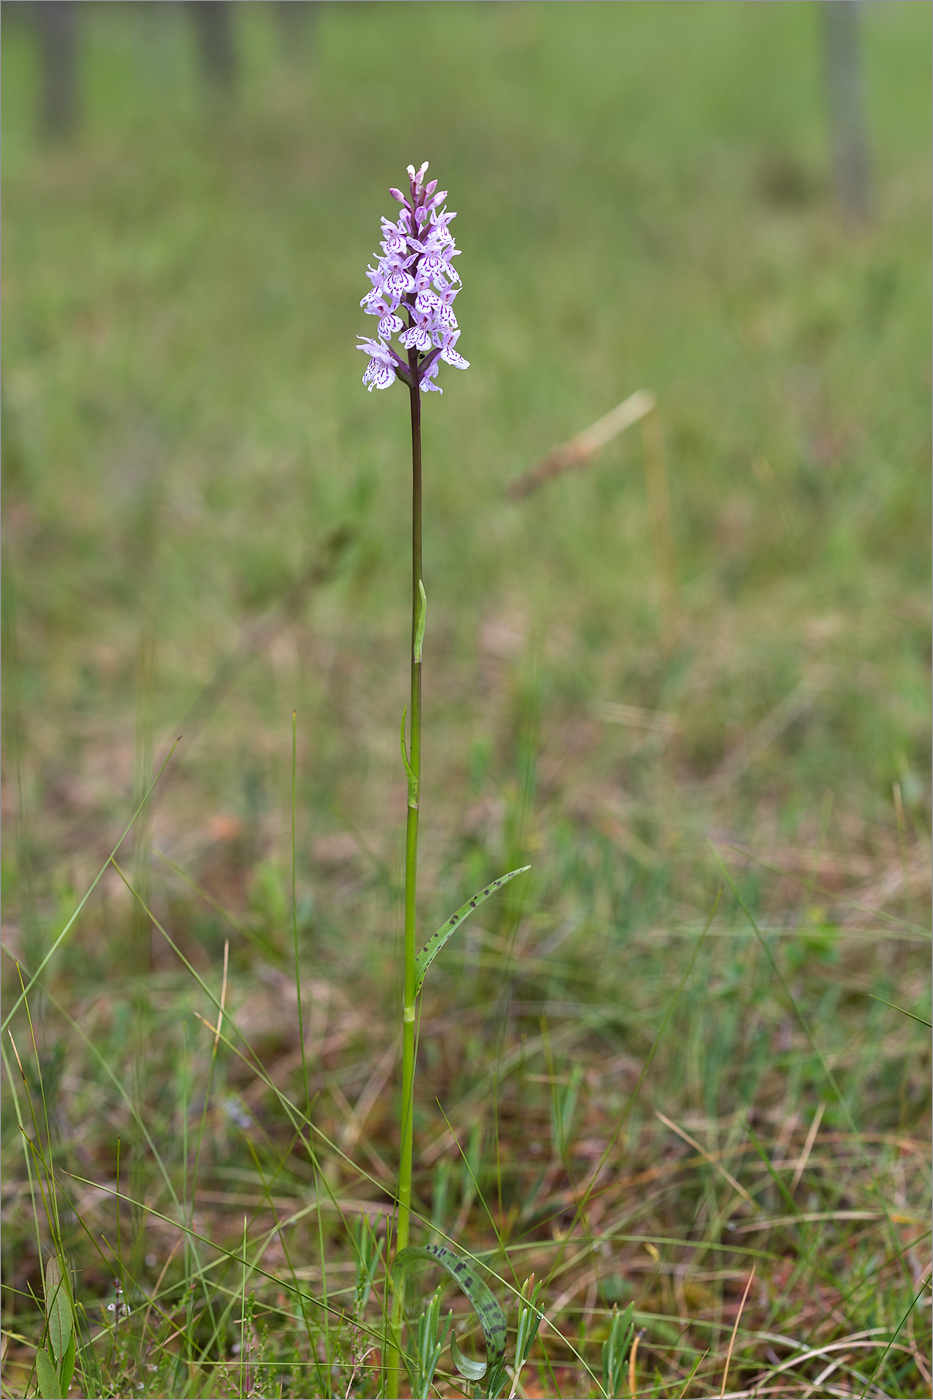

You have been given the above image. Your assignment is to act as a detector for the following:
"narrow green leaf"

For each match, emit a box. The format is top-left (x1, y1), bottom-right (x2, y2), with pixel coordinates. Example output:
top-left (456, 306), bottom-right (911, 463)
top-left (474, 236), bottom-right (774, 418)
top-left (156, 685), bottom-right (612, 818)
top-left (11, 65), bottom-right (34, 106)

top-left (59, 1331), bottom-right (76, 1397)
top-left (400, 707), bottom-right (414, 781)
top-left (394, 1242), bottom-right (507, 1381)
top-left (414, 579), bottom-right (427, 663)
top-left (400, 707), bottom-right (418, 807)
top-left (414, 867), bottom-right (531, 996)
top-left (35, 1347), bottom-right (62, 1400)
top-left (44, 1257), bottom-right (72, 1368)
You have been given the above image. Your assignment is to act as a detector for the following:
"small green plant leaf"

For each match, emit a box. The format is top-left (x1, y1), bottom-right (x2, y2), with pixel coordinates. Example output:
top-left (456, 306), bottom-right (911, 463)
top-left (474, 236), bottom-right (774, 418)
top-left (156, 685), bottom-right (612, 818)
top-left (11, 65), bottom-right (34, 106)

top-left (394, 1242), bottom-right (507, 1381)
top-left (602, 1301), bottom-right (635, 1400)
top-left (400, 707), bottom-right (418, 807)
top-left (414, 579), bottom-right (427, 663)
top-left (353, 1215), bottom-right (383, 1322)
top-left (43, 1257), bottom-right (72, 1368)
top-left (449, 1330), bottom-right (487, 1382)
top-left (407, 1288), bottom-right (449, 1395)
top-left (34, 1346), bottom-right (62, 1400)
top-left (59, 1331), bottom-right (76, 1397)
top-left (414, 867), bottom-right (531, 996)
top-left (513, 1274), bottom-right (545, 1375)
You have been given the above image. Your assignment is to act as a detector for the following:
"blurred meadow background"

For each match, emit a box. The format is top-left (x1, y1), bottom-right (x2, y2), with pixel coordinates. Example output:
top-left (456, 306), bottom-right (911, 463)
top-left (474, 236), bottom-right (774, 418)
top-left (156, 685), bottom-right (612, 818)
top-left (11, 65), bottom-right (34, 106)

top-left (1, 3), bottom-right (930, 1397)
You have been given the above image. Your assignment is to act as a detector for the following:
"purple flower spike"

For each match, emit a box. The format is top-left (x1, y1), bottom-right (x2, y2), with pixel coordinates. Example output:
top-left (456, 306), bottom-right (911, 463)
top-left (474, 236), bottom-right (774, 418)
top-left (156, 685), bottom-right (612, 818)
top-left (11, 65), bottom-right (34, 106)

top-left (358, 163), bottom-right (467, 396)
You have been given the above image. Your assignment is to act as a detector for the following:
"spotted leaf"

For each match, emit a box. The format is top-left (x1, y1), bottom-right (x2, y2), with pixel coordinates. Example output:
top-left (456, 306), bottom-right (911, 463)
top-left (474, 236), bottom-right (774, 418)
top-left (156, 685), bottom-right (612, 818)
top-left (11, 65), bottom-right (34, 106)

top-left (414, 867), bottom-right (531, 996)
top-left (394, 1242), bottom-right (506, 1381)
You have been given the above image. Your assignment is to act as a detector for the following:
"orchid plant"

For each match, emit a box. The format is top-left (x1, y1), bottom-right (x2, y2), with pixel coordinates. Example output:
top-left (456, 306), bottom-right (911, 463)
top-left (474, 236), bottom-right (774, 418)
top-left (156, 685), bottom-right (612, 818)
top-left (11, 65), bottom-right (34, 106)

top-left (358, 162), bottom-right (530, 1393)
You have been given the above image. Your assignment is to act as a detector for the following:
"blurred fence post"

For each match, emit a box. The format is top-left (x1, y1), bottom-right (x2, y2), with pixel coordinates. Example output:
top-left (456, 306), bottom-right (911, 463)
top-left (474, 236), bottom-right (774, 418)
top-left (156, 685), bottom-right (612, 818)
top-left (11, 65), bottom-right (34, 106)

top-left (35, 0), bottom-right (79, 138)
top-left (188, 0), bottom-right (238, 98)
top-left (821, 0), bottom-right (872, 226)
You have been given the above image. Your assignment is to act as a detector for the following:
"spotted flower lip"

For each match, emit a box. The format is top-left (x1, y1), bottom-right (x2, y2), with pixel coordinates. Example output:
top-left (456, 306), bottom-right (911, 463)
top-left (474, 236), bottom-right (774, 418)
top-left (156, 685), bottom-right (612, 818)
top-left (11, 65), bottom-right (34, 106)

top-left (358, 162), bottom-right (468, 394)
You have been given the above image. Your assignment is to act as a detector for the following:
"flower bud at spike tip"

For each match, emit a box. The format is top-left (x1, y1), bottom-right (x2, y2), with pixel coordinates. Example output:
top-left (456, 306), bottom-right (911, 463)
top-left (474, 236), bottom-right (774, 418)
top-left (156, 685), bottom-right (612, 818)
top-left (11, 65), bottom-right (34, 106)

top-left (358, 164), bottom-right (468, 396)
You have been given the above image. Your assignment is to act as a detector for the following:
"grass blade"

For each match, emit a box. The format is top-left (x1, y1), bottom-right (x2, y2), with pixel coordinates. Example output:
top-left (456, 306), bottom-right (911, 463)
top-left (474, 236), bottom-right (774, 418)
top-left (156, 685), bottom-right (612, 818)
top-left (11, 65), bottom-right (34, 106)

top-left (868, 993), bottom-right (932, 1028)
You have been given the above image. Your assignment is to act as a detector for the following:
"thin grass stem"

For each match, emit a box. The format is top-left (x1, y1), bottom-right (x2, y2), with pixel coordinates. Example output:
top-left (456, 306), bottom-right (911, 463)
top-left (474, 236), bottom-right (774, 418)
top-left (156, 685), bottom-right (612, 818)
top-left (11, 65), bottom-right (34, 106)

top-left (1, 736), bottom-right (183, 1034)
top-left (292, 709), bottom-right (310, 1118)
top-left (719, 1266), bottom-right (754, 1398)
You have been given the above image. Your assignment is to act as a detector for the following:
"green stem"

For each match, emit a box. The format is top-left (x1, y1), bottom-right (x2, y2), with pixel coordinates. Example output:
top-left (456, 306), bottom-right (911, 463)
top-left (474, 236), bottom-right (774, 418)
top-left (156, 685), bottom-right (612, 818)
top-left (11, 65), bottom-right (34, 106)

top-left (291, 710), bottom-right (310, 1121)
top-left (389, 374), bottom-right (423, 1391)
top-left (400, 376), bottom-right (423, 1251)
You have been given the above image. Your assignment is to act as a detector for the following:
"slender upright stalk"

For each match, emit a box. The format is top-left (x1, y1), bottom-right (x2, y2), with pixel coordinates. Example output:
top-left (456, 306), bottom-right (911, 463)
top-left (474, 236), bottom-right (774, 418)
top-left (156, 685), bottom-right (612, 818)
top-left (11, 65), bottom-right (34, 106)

top-left (356, 159), bottom-right (469, 1391)
top-left (386, 369), bottom-right (423, 1393)
top-left (398, 372), bottom-right (423, 1256)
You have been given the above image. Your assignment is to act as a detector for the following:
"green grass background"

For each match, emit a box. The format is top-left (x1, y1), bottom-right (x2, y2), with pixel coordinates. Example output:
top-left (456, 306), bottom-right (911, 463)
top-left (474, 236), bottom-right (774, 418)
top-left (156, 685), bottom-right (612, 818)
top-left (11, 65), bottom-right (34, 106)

top-left (2, 3), bottom-right (930, 1397)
